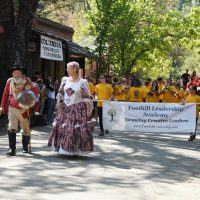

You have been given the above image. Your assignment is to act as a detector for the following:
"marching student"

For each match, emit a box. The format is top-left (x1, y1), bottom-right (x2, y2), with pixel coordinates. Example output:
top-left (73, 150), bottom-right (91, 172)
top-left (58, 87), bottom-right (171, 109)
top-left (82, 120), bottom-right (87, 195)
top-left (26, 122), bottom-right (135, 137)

top-left (157, 77), bottom-right (164, 102)
top-left (159, 78), bottom-right (177, 103)
top-left (112, 78), bottom-right (127, 101)
top-left (144, 78), bottom-right (152, 102)
top-left (174, 82), bottom-right (185, 103)
top-left (85, 75), bottom-right (95, 97)
top-left (95, 74), bottom-right (113, 136)
top-left (146, 80), bottom-right (160, 103)
top-left (127, 79), bottom-right (146, 102)
top-left (184, 85), bottom-right (200, 141)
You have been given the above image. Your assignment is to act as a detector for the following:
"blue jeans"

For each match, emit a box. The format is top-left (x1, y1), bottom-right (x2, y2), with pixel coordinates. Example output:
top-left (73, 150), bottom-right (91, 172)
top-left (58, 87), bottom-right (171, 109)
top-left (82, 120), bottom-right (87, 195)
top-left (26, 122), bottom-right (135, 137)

top-left (47, 98), bottom-right (55, 123)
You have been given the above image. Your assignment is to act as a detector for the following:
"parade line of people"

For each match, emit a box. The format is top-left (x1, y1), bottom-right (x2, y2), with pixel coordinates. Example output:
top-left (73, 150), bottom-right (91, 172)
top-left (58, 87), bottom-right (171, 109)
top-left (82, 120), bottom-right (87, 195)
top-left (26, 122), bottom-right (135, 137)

top-left (88, 69), bottom-right (200, 140)
top-left (0, 63), bottom-right (200, 156)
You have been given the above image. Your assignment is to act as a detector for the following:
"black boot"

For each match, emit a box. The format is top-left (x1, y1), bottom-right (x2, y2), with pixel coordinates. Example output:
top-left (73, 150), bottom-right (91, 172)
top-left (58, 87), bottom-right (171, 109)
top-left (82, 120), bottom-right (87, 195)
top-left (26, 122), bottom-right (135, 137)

top-left (188, 134), bottom-right (195, 141)
top-left (6, 131), bottom-right (16, 156)
top-left (22, 135), bottom-right (30, 153)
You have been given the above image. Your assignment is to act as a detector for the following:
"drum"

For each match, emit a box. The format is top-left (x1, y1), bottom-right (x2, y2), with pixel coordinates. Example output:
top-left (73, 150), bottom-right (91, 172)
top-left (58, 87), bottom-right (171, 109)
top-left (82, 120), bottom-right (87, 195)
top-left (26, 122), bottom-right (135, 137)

top-left (17, 90), bottom-right (36, 109)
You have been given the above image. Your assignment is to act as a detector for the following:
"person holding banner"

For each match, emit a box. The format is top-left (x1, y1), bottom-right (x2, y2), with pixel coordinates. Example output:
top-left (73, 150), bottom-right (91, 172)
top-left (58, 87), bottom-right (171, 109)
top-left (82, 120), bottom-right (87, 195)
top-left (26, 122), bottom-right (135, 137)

top-left (184, 85), bottom-right (200, 141)
top-left (48, 62), bottom-right (94, 156)
top-left (95, 74), bottom-right (113, 136)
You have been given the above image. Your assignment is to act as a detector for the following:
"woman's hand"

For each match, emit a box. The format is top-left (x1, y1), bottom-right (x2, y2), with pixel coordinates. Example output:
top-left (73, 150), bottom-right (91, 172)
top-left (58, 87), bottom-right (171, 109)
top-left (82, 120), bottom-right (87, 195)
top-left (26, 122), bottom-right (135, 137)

top-left (86, 102), bottom-right (92, 118)
top-left (56, 102), bottom-right (62, 111)
top-left (181, 99), bottom-right (186, 105)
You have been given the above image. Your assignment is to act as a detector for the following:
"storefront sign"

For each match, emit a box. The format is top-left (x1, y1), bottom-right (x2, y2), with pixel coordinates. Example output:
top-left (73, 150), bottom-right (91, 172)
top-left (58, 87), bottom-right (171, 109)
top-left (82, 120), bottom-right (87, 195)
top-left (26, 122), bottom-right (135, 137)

top-left (40, 35), bottom-right (63, 61)
top-left (103, 101), bottom-right (196, 133)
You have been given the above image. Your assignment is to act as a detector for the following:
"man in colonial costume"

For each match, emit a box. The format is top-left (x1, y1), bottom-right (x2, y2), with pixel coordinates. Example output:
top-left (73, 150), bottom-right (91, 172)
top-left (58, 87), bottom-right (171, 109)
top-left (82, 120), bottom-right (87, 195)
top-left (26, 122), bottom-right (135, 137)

top-left (0, 64), bottom-right (35, 156)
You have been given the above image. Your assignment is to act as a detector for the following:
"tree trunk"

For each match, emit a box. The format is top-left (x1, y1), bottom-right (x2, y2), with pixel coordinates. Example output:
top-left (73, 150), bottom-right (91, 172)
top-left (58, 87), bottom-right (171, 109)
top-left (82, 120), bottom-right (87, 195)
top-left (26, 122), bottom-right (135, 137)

top-left (0, 0), bottom-right (39, 97)
top-left (10, 0), bottom-right (40, 67)
top-left (0, 0), bottom-right (14, 96)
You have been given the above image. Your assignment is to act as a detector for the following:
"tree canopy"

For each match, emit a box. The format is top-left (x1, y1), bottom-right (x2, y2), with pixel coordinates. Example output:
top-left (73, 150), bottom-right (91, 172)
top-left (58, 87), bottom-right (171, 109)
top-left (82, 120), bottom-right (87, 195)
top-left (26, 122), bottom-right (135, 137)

top-left (1, 0), bottom-right (200, 82)
top-left (84, 0), bottom-right (200, 79)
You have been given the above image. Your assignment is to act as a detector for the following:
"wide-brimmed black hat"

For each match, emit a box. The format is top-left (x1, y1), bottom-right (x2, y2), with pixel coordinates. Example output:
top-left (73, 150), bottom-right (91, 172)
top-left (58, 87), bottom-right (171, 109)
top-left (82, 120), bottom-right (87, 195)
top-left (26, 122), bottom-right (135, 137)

top-left (9, 64), bottom-right (26, 74)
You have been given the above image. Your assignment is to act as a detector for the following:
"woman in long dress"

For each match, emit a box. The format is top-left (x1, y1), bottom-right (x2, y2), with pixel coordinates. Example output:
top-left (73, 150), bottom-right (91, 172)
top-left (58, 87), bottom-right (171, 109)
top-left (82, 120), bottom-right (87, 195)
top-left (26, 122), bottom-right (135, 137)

top-left (48, 62), bottom-right (94, 155)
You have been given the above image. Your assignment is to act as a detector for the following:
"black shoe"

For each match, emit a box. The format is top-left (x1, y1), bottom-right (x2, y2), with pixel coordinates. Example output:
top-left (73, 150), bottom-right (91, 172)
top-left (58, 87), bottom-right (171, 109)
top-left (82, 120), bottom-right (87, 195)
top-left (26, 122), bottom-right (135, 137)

top-left (6, 149), bottom-right (16, 156)
top-left (188, 135), bottom-right (194, 141)
top-left (22, 148), bottom-right (29, 153)
top-left (193, 134), bottom-right (196, 140)
top-left (105, 130), bottom-right (109, 134)
top-left (99, 132), bottom-right (104, 136)
top-left (22, 135), bottom-right (30, 153)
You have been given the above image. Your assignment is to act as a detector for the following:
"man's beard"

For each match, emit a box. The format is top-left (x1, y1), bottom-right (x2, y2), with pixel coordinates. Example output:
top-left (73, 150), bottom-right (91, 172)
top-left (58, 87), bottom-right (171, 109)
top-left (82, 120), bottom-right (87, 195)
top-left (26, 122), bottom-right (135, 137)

top-left (13, 77), bottom-right (24, 84)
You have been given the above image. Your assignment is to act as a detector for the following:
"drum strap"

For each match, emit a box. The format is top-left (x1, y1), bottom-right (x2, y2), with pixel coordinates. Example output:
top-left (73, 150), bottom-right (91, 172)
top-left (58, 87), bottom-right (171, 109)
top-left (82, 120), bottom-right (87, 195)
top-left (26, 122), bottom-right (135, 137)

top-left (10, 79), bottom-right (18, 101)
top-left (8, 79), bottom-right (13, 104)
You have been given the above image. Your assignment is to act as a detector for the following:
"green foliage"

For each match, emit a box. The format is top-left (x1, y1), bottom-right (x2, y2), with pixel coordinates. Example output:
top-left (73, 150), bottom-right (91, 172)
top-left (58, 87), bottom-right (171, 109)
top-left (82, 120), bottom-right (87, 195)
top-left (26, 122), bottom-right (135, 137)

top-left (181, 51), bottom-right (200, 74)
top-left (37, 0), bottom-right (200, 81)
top-left (37, 0), bottom-right (92, 44)
top-left (87, 0), bottom-right (200, 80)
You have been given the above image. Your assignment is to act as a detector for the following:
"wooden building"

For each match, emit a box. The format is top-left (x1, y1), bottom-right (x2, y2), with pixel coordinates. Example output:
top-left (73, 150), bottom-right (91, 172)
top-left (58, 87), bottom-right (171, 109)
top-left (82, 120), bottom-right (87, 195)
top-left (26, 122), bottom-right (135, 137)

top-left (0, 15), bottom-right (90, 97)
top-left (26, 16), bottom-right (90, 81)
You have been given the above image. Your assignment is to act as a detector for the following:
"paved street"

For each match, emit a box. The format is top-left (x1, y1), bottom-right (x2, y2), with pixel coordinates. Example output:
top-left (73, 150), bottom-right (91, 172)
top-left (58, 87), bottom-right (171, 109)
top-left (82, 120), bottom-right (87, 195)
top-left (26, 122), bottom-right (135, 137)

top-left (0, 123), bottom-right (200, 200)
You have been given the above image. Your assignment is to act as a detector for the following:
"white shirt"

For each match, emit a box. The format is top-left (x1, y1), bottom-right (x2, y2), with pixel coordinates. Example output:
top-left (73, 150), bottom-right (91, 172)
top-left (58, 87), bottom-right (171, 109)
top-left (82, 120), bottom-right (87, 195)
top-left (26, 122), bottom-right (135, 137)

top-left (58, 77), bottom-right (90, 106)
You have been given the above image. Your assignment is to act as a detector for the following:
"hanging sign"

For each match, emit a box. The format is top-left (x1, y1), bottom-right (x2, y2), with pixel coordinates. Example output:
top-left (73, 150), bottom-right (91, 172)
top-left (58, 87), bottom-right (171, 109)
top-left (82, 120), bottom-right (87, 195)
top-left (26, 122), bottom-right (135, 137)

top-left (40, 35), bottom-right (63, 61)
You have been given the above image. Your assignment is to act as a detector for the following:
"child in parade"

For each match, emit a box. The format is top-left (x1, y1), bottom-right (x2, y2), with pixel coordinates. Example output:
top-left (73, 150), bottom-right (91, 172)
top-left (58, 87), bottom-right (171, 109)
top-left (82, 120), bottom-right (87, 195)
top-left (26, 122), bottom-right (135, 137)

top-left (159, 78), bottom-right (177, 103)
top-left (127, 79), bottom-right (146, 102)
top-left (112, 78), bottom-right (127, 101)
top-left (146, 80), bottom-right (160, 103)
top-left (95, 74), bottom-right (113, 136)
top-left (184, 85), bottom-right (200, 141)
top-left (174, 82), bottom-right (185, 103)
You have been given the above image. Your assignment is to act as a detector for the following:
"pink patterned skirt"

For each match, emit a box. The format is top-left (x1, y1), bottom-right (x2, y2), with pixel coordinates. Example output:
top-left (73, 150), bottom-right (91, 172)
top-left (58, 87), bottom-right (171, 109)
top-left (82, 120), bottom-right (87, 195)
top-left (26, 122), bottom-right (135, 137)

top-left (48, 102), bottom-right (94, 155)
